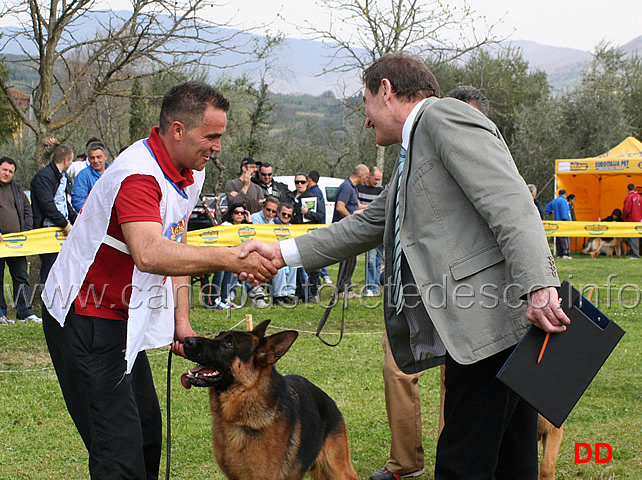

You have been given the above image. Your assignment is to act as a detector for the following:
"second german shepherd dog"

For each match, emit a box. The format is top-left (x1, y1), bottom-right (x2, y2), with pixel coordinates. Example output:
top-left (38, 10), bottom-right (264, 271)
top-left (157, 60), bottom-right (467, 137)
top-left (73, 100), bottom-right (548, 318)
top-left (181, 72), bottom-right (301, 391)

top-left (181, 319), bottom-right (359, 480)
top-left (582, 237), bottom-right (624, 258)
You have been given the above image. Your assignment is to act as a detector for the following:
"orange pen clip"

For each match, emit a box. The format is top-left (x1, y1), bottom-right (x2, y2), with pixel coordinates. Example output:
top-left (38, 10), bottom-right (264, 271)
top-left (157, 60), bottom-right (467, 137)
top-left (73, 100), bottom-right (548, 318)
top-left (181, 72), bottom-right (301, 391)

top-left (537, 332), bottom-right (550, 364)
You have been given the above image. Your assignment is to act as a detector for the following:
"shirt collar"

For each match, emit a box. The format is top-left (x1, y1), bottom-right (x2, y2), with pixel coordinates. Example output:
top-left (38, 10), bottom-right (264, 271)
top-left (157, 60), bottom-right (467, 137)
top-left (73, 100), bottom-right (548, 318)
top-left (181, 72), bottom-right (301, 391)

top-left (146, 127), bottom-right (195, 190)
top-left (401, 98), bottom-right (429, 150)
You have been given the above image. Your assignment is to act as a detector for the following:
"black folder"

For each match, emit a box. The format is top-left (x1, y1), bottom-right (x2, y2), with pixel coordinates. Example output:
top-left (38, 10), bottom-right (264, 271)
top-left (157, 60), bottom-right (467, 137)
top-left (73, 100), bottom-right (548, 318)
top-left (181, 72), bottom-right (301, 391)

top-left (496, 281), bottom-right (625, 427)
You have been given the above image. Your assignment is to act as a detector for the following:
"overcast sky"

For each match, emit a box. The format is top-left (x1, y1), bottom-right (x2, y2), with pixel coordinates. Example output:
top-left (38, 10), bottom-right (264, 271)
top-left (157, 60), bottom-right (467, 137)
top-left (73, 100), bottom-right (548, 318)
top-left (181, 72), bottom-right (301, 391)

top-left (207, 0), bottom-right (641, 53)
top-left (4, 0), bottom-right (640, 52)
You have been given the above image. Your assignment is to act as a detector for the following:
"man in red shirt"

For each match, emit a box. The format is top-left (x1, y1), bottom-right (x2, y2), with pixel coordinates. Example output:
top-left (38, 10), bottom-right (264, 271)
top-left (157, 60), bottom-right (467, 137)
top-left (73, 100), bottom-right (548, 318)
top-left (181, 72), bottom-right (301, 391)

top-left (623, 183), bottom-right (642, 258)
top-left (42, 82), bottom-right (276, 479)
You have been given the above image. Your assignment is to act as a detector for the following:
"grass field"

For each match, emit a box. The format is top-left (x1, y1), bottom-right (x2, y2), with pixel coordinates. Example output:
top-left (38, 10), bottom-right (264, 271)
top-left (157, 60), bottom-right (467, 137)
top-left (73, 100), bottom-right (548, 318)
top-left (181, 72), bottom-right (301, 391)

top-left (0, 254), bottom-right (640, 479)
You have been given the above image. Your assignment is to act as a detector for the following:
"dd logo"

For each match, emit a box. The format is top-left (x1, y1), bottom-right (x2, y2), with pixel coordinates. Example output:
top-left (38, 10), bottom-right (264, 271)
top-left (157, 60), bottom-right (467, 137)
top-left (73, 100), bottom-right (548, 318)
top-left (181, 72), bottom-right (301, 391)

top-left (575, 443), bottom-right (613, 463)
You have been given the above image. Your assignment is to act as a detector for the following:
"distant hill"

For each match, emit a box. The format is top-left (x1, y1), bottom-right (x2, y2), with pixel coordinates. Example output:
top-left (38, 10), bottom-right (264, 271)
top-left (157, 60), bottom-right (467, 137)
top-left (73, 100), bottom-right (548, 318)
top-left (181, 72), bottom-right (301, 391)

top-left (502, 40), bottom-right (592, 91)
top-left (2, 14), bottom-right (640, 96)
top-left (623, 35), bottom-right (642, 56)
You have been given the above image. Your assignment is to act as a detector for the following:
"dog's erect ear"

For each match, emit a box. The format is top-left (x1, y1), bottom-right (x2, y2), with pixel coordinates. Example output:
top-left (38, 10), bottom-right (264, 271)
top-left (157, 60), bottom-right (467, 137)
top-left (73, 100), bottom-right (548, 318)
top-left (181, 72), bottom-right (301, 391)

top-left (252, 319), bottom-right (271, 338)
top-left (261, 330), bottom-right (298, 365)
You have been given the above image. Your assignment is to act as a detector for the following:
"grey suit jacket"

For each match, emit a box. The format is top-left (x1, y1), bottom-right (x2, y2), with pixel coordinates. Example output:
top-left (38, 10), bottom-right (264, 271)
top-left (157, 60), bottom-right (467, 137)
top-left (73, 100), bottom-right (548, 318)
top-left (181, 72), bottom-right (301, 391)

top-left (296, 97), bottom-right (559, 374)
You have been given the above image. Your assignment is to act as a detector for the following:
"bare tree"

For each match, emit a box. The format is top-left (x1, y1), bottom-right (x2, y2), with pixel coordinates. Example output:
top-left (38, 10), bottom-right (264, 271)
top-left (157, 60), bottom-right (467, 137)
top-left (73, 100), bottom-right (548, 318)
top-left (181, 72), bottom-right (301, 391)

top-left (302, 0), bottom-right (505, 170)
top-left (0, 0), bottom-right (255, 167)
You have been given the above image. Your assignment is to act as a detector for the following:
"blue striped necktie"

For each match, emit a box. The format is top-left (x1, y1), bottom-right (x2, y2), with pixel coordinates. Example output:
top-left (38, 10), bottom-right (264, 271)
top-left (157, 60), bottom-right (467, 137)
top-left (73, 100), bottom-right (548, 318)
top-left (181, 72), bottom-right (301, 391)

top-left (392, 146), bottom-right (407, 314)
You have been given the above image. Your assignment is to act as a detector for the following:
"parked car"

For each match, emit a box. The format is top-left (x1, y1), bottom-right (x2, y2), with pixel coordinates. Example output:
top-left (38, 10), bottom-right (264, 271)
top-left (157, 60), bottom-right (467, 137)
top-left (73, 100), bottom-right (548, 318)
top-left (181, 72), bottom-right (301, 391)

top-left (274, 175), bottom-right (345, 224)
top-left (187, 194), bottom-right (228, 231)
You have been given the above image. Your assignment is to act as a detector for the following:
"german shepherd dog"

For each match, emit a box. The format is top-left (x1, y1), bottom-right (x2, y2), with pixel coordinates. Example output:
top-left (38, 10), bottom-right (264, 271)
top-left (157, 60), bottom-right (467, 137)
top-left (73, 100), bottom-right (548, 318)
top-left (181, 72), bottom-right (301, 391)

top-left (537, 415), bottom-right (564, 480)
top-left (181, 319), bottom-right (359, 480)
top-left (582, 237), bottom-right (624, 258)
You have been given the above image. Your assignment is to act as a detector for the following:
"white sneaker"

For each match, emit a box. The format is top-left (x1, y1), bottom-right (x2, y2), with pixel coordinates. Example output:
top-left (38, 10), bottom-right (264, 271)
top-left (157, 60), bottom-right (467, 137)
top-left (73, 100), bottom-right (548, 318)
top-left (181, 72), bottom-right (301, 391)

top-left (251, 297), bottom-right (269, 309)
top-left (561, 255), bottom-right (573, 260)
top-left (323, 276), bottom-right (333, 284)
top-left (22, 314), bottom-right (43, 323)
top-left (1, 315), bottom-right (15, 325)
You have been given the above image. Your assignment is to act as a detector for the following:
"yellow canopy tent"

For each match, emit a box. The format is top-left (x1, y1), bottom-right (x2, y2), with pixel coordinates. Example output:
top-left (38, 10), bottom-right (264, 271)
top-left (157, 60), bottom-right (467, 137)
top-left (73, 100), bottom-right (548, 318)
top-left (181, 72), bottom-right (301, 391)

top-left (554, 136), bottom-right (642, 250)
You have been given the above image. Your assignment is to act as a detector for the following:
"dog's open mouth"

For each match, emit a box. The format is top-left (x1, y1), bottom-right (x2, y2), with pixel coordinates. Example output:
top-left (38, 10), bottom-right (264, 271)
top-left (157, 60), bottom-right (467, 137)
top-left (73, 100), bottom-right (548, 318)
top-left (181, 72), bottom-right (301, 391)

top-left (181, 365), bottom-right (220, 389)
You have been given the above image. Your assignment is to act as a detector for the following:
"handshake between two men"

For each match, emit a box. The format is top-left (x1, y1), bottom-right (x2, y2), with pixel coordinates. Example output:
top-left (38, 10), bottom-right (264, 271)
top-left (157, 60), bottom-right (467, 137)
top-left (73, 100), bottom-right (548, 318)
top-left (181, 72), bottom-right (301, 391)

top-left (235, 239), bottom-right (285, 285)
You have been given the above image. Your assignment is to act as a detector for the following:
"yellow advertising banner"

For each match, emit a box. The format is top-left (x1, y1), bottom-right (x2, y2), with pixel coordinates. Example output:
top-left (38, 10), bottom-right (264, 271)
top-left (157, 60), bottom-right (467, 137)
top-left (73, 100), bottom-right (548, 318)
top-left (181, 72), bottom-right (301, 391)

top-left (556, 136), bottom-right (642, 175)
top-left (186, 224), bottom-right (327, 247)
top-left (0, 227), bottom-right (69, 258)
top-left (543, 221), bottom-right (642, 238)
top-left (0, 224), bottom-right (328, 258)
top-left (2, 222), bottom-right (641, 259)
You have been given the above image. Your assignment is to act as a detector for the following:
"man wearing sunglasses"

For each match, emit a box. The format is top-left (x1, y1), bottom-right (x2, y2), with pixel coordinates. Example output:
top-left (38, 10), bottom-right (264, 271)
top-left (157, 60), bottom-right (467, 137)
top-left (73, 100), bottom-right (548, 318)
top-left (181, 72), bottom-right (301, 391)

top-left (250, 196), bottom-right (279, 224)
top-left (253, 162), bottom-right (290, 201)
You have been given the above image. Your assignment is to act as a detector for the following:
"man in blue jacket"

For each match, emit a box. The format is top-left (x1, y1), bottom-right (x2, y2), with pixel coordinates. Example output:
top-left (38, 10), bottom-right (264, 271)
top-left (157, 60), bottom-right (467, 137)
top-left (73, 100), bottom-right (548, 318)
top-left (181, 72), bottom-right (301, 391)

top-left (71, 141), bottom-right (109, 212)
top-left (545, 189), bottom-right (572, 259)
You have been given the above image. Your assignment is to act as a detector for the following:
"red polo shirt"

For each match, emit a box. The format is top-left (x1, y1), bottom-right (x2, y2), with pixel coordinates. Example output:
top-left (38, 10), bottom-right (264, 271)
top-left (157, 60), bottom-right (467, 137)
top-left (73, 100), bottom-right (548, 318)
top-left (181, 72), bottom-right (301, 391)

top-left (74, 128), bottom-right (195, 320)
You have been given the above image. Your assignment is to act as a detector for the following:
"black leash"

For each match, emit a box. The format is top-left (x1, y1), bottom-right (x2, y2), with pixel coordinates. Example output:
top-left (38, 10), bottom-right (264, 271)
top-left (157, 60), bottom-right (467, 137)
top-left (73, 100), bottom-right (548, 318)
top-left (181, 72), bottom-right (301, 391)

top-left (165, 349), bottom-right (172, 480)
top-left (316, 257), bottom-right (356, 347)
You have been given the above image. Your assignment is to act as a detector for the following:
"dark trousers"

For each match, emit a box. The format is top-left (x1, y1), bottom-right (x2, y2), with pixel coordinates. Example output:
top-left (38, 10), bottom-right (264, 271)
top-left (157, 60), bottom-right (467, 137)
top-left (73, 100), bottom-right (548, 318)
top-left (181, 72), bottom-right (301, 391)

top-left (336, 257), bottom-right (356, 293)
top-left (40, 253), bottom-right (58, 285)
top-left (43, 306), bottom-right (162, 480)
top-left (0, 256), bottom-right (35, 319)
top-left (435, 348), bottom-right (538, 480)
top-left (555, 236), bottom-right (571, 257)
top-left (295, 268), bottom-right (319, 299)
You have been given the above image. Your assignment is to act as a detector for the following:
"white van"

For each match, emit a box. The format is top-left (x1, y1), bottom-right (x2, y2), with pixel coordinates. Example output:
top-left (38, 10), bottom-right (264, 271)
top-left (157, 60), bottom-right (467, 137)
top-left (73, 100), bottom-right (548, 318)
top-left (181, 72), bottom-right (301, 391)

top-left (274, 175), bottom-right (345, 224)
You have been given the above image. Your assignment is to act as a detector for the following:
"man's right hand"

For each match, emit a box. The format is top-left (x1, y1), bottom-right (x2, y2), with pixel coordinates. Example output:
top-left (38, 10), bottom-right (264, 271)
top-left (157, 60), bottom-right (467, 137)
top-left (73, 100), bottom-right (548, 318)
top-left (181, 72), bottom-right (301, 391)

top-left (237, 240), bottom-right (285, 283)
top-left (229, 244), bottom-right (279, 285)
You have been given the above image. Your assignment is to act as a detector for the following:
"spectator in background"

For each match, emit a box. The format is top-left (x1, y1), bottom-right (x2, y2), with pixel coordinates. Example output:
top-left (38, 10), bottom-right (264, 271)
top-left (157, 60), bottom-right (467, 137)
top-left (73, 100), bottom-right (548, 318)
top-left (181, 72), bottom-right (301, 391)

top-left (71, 141), bottom-right (109, 212)
top-left (0, 156), bottom-right (40, 325)
top-left (306, 170), bottom-right (323, 202)
top-left (545, 189), bottom-right (572, 259)
top-left (334, 164), bottom-right (369, 299)
top-left (291, 172), bottom-right (325, 224)
top-left (250, 196), bottom-right (278, 224)
top-left (446, 85), bottom-right (489, 116)
top-left (527, 184), bottom-right (544, 219)
top-left (307, 170), bottom-right (333, 285)
top-left (567, 194), bottom-right (577, 221)
top-left (225, 157), bottom-right (265, 214)
top-left (272, 202), bottom-right (298, 306)
top-left (205, 202), bottom-right (249, 310)
top-left (248, 196), bottom-right (279, 308)
top-left (31, 144), bottom-right (78, 283)
top-left (291, 172), bottom-right (326, 302)
top-left (604, 208), bottom-right (623, 222)
top-left (253, 161), bottom-right (290, 201)
top-left (67, 136), bottom-right (101, 185)
top-left (622, 183), bottom-right (641, 259)
top-left (357, 166), bottom-right (384, 296)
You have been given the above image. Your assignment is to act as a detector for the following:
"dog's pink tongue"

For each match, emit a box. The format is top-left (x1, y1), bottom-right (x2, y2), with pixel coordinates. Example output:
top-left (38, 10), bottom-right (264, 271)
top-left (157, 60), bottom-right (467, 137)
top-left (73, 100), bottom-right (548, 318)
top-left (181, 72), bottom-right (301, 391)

top-left (180, 365), bottom-right (209, 389)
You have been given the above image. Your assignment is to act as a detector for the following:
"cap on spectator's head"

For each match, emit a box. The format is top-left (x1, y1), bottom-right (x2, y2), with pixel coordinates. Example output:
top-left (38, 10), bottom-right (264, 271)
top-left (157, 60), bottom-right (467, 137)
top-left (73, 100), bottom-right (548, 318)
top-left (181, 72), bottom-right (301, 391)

top-left (240, 157), bottom-right (256, 169)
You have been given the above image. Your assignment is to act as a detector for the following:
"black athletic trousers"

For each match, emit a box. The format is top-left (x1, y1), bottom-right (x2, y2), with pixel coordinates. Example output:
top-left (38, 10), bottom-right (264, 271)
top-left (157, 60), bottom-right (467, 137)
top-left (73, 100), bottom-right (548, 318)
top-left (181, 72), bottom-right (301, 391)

top-left (43, 305), bottom-right (162, 480)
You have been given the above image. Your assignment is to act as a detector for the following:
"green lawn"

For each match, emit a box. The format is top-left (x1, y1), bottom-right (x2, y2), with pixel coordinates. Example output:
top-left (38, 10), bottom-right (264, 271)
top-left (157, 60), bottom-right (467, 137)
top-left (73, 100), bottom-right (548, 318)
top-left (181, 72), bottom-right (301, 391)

top-left (0, 255), bottom-right (640, 479)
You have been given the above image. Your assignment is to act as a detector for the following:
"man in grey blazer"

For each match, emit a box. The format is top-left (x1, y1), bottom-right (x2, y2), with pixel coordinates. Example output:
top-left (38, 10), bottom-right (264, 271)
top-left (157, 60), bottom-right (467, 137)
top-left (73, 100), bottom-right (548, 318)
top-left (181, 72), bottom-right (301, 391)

top-left (240, 54), bottom-right (569, 479)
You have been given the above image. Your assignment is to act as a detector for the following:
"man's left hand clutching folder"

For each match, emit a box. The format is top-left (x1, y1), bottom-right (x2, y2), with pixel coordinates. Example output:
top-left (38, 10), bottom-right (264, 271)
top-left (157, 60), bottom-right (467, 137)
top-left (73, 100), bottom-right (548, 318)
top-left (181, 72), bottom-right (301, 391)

top-left (497, 281), bottom-right (626, 428)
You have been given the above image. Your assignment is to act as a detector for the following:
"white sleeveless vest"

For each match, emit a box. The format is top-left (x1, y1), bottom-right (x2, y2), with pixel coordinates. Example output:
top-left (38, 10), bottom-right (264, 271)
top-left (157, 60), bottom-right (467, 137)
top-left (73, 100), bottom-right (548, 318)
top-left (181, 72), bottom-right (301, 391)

top-left (43, 139), bottom-right (204, 373)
